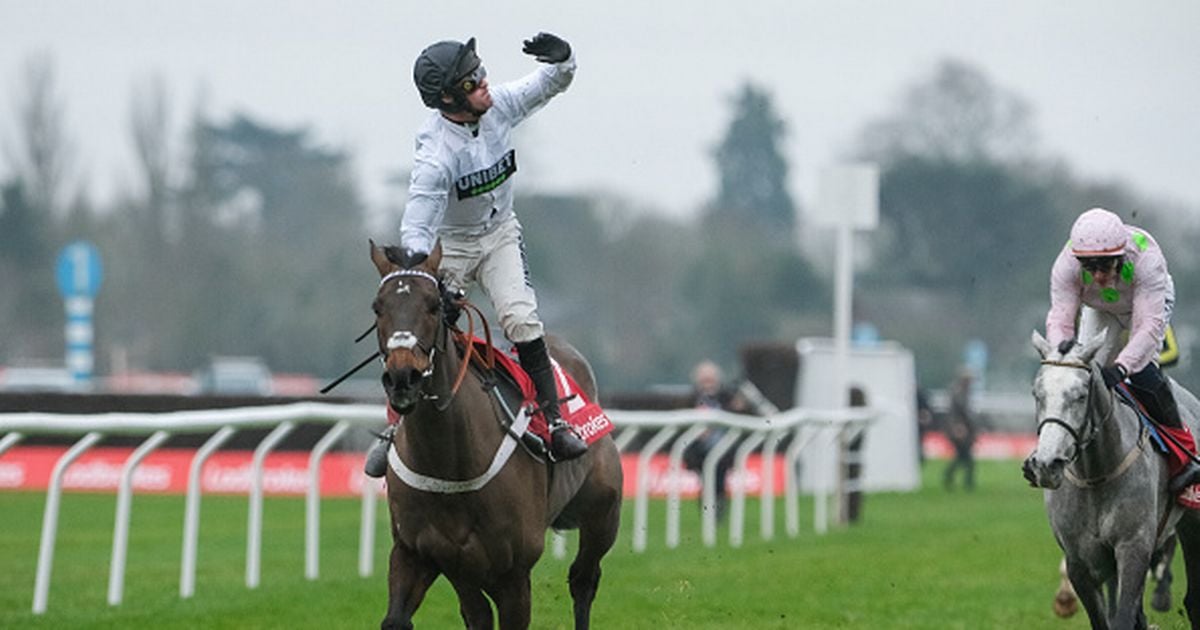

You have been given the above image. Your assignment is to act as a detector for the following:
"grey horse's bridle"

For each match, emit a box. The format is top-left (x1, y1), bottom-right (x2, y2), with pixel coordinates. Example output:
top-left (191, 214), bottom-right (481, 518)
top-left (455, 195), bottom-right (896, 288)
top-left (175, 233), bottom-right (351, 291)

top-left (1037, 359), bottom-right (1115, 463)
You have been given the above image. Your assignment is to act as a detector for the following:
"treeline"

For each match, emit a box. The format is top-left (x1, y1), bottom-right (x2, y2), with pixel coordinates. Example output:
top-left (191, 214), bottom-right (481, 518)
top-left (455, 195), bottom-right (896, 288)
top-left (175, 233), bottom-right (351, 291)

top-left (3, 55), bottom-right (1198, 394)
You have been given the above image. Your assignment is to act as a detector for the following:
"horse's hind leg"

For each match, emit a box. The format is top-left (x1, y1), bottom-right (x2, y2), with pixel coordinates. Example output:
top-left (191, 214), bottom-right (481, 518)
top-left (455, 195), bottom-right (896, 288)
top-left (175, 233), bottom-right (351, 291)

top-left (1151, 534), bottom-right (1177, 613)
top-left (1175, 515), bottom-right (1200, 628)
top-left (381, 541), bottom-right (438, 630)
top-left (565, 465), bottom-right (622, 629)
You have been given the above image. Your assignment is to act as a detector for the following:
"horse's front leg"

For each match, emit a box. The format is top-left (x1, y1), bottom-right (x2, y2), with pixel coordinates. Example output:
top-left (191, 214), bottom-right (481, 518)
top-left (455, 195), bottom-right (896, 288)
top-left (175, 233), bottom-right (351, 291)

top-left (382, 540), bottom-right (439, 630)
top-left (1066, 559), bottom-right (1110, 630)
top-left (450, 580), bottom-right (494, 630)
top-left (488, 572), bottom-right (532, 630)
top-left (1111, 541), bottom-right (1153, 630)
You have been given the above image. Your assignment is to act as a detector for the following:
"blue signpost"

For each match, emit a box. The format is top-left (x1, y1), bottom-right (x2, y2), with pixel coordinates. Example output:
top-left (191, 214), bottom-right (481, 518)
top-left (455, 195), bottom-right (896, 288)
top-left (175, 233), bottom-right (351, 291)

top-left (55, 241), bottom-right (103, 387)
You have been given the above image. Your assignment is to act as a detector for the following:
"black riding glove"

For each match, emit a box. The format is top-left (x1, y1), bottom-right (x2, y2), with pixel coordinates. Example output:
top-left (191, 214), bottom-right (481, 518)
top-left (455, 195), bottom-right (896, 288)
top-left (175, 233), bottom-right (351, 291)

top-left (1057, 339), bottom-right (1076, 356)
top-left (522, 32), bottom-right (571, 63)
top-left (1101, 364), bottom-right (1128, 389)
top-left (441, 286), bottom-right (466, 327)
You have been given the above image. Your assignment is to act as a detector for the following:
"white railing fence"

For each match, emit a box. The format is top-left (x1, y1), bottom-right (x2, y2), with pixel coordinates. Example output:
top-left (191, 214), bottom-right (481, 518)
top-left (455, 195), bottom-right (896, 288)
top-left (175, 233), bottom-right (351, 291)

top-left (0, 401), bottom-right (873, 615)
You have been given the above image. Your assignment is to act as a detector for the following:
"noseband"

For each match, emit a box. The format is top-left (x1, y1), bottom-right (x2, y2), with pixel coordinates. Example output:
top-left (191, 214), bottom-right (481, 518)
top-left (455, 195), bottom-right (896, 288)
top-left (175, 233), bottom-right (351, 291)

top-left (1036, 359), bottom-right (1113, 462)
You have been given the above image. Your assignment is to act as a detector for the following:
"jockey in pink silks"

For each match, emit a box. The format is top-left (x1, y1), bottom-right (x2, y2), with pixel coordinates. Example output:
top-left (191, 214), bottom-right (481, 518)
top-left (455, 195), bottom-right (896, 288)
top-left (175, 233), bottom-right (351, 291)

top-left (1046, 207), bottom-right (1200, 496)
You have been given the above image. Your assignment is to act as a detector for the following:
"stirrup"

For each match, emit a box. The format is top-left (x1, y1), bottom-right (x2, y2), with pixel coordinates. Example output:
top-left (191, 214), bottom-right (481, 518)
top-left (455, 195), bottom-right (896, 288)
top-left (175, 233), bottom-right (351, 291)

top-left (364, 425), bottom-right (396, 479)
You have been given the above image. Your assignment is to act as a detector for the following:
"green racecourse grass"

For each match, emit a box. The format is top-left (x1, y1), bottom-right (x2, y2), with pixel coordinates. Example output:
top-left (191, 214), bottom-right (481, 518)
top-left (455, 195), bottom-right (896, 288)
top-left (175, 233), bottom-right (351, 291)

top-left (0, 460), bottom-right (1193, 629)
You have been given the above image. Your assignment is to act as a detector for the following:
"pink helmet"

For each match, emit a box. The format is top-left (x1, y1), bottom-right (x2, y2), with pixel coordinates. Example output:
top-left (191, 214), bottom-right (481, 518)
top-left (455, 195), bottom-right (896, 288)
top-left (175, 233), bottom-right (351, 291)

top-left (1069, 208), bottom-right (1127, 257)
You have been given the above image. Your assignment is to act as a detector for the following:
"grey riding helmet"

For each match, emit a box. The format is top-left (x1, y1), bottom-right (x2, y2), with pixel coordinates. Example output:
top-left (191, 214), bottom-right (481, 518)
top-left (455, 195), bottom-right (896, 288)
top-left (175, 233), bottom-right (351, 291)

top-left (413, 37), bottom-right (481, 111)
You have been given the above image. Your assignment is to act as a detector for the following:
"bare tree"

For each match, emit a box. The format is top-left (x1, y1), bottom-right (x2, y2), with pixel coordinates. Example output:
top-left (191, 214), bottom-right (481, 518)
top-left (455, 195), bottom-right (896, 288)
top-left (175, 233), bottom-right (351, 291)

top-left (129, 74), bottom-right (173, 247)
top-left (856, 58), bottom-right (1036, 165)
top-left (3, 52), bottom-right (74, 217)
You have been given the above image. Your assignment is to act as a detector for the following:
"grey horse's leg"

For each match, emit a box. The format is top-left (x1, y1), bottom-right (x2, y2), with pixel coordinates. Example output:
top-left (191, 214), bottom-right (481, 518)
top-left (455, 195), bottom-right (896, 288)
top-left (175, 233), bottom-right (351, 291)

top-left (381, 541), bottom-right (439, 630)
top-left (1175, 515), bottom-right (1200, 629)
top-left (450, 582), bottom-right (494, 630)
top-left (1111, 540), bottom-right (1154, 630)
top-left (1150, 534), bottom-right (1176, 613)
top-left (1067, 558), bottom-right (1110, 630)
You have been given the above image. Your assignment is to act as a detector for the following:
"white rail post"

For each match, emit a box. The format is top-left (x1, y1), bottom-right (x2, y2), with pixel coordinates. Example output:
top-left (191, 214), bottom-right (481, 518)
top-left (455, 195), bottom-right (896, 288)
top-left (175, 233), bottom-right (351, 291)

top-left (813, 421), bottom-right (832, 535)
top-left (0, 431), bottom-right (24, 456)
top-left (108, 430), bottom-right (171, 606)
top-left (181, 426), bottom-right (236, 599)
top-left (729, 432), bottom-right (766, 548)
top-left (33, 431), bottom-right (103, 614)
top-left (760, 430), bottom-right (783, 541)
top-left (633, 426), bottom-right (679, 552)
top-left (359, 476), bottom-right (381, 577)
top-left (305, 421), bottom-right (349, 580)
top-left (665, 425), bottom-right (708, 549)
top-left (612, 427), bottom-right (640, 453)
top-left (784, 424), bottom-right (816, 538)
top-left (246, 421), bottom-right (295, 589)
top-left (701, 430), bottom-right (742, 547)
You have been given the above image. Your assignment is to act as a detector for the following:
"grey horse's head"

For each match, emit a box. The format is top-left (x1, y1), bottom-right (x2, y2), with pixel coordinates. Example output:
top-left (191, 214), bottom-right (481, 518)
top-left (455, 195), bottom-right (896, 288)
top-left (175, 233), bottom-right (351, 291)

top-left (1022, 328), bottom-right (1109, 489)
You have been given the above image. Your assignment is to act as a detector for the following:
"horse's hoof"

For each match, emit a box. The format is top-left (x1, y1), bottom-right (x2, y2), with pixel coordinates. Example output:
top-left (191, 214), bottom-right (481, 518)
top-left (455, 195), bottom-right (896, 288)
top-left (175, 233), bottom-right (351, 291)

top-left (1053, 592), bottom-right (1078, 618)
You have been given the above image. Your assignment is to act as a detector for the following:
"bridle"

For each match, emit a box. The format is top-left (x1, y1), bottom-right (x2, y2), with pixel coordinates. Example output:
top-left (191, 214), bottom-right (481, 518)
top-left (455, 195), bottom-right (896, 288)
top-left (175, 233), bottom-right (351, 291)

top-left (376, 268), bottom-right (492, 410)
top-left (1037, 358), bottom-right (1147, 488)
top-left (378, 268), bottom-right (442, 374)
top-left (1036, 359), bottom-right (1114, 464)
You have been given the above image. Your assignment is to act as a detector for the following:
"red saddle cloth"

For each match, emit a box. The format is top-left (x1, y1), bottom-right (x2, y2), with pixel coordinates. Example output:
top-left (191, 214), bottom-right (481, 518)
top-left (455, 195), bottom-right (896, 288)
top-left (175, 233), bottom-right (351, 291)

top-left (483, 339), bottom-right (614, 446)
top-left (1161, 424), bottom-right (1200, 509)
top-left (384, 337), bottom-right (614, 447)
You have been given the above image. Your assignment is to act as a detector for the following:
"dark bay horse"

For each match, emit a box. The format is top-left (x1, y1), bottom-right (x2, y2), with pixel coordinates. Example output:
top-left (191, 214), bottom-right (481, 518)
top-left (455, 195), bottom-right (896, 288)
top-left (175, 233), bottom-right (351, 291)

top-left (1025, 330), bottom-right (1200, 629)
top-left (368, 241), bottom-right (622, 630)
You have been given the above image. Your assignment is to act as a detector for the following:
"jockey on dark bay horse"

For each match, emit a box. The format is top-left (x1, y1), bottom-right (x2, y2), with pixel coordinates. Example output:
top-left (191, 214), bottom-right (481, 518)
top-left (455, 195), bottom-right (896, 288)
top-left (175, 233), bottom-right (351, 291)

top-left (1045, 207), bottom-right (1200, 503)
top-left (365, 31), bottom-right (587, 477)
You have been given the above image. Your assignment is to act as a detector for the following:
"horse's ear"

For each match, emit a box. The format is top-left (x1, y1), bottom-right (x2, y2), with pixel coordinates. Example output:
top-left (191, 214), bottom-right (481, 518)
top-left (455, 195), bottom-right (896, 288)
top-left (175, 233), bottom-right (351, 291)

top-left (370, 239), bottom-right (397, 277)
top-left (1078, 328), bottom-right (1109, 363)
top-left (1031, 330), bottom-right (1053, 359)
top-left (421, 241), bottom-right (443, 272)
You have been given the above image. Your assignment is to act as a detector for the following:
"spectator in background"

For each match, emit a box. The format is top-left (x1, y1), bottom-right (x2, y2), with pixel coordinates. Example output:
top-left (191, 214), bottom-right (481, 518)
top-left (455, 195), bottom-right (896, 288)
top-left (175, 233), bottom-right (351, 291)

top-left (943, 367), bottom-right (978, 491)
top-left (916, 386), bottom-right (934, 465)
top-left (682, 359), bottom-right (748, 520)
top-left (843, 386), bottom-right (868, 523)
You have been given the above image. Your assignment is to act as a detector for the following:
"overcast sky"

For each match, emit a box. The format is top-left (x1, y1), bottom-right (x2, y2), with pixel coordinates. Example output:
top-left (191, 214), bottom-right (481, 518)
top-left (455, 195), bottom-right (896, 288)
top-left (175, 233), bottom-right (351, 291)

top-left (2, 0), bottom-right (1198, 225)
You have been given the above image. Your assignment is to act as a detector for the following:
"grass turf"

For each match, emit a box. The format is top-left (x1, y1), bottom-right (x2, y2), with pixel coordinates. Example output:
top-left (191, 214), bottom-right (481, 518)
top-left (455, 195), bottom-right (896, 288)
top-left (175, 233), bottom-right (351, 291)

top-left (0, 460), bottom-right (1192, 628)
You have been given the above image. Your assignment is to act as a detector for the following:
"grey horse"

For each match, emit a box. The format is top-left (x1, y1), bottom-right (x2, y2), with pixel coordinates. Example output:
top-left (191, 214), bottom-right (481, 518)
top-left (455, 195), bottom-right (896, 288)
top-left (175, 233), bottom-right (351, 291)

top-left (1024, 330), bottom-right (1200, 629)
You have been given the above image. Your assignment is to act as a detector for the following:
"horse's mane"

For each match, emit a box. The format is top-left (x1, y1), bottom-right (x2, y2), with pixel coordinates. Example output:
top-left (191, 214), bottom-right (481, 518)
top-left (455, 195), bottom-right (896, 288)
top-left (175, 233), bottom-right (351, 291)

top-left (382, 245), bottom-right (424, 269)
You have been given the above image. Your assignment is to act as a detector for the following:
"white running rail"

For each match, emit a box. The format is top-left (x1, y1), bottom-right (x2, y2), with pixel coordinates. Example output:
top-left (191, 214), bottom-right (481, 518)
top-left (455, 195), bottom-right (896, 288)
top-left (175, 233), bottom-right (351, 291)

top-left (1, 401), bottom-right (874, 614)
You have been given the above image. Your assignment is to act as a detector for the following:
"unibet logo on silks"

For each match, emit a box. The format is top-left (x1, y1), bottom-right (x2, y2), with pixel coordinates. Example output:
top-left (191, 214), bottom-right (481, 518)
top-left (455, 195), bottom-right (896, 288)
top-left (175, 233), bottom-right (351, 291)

top-left (456, 150), bottom-right (517, 200)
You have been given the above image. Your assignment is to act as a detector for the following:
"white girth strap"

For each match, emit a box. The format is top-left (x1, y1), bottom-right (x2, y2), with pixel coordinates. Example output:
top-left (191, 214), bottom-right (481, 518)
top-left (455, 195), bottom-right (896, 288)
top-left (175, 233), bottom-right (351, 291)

top-left (387, 406), bottom-right (533, 493)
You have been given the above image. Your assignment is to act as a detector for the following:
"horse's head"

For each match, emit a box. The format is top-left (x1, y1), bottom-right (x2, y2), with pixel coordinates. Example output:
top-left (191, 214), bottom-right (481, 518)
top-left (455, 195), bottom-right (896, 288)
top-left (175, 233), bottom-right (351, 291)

top-left (1022, 328), bottom-right (1109, 489)
top-left (369, 240), bottom-right (445, 414)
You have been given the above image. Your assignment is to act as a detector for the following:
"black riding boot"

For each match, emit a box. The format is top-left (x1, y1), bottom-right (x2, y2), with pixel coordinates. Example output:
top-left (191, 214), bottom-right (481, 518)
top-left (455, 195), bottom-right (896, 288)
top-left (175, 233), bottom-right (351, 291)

top-left (1132, 365), bottom-right (1200, 494)
top-left (516, 337), bottom-right (587, 462)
